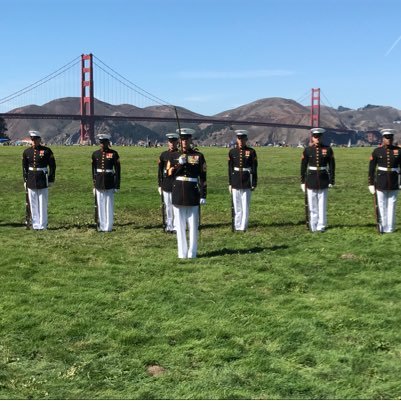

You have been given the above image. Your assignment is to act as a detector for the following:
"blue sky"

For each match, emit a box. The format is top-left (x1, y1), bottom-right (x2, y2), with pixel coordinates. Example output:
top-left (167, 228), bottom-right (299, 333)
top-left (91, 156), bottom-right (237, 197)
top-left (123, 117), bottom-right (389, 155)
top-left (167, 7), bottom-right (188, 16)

top-left (2, 0), bottom-right (401, 115)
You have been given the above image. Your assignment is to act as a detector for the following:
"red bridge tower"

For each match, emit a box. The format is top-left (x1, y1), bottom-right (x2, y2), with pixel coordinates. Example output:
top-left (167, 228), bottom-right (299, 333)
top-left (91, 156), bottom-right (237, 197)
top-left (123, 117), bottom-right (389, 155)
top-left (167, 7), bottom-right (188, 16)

top-left (80, 53), bottom-right (95, 144)
top-left (310, 88), bottom-right (320, 128)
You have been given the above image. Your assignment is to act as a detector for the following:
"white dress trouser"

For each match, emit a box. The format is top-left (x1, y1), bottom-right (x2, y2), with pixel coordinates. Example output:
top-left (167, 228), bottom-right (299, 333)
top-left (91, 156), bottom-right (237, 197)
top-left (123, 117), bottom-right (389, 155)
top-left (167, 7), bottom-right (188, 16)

top-left (377, 190), bottom-right (398, 233)
top-left (28, 188), bottom-right (48, 230)
top-left (163, 191), bottom-right (175, 231)
top-left (307, 188), bottom-right (328, 232)
top-left (232, 188), bottom-right (251, 231)
top-left (96, 189), bottom-right (114, 232)
top-left (173, 205), bottom-right (199, 258)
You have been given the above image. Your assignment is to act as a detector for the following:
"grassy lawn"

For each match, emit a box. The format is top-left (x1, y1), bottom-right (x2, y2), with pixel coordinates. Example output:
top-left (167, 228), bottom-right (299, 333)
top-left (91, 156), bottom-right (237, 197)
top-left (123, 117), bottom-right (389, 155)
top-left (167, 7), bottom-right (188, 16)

top-left (1, 145), bottom-right (401, 399)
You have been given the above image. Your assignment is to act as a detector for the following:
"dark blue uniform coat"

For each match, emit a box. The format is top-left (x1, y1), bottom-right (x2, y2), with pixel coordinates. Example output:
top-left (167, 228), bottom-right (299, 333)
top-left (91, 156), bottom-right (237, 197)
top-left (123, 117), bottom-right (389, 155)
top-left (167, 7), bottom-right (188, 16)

top-left (158, 149), bottom-right (179, 192)
top-left (22, 145), bottom-right (56, 189)
top-left (171, 149), bottom-right (207, 206)
top-left (369, 145), bottom-right (401, 190)
top-left (301, 144), bottom-right (335, 190)
top-left (92, 148), bottom-right (121, 190)
top-left (228, 145), bottom-right (258, 189)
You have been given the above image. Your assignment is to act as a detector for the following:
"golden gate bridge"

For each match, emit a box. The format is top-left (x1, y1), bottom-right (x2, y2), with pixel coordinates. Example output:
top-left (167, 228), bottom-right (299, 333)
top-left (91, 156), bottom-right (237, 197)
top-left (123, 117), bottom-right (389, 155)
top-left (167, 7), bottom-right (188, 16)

top-left (0, 54), bottom-right (351, 144)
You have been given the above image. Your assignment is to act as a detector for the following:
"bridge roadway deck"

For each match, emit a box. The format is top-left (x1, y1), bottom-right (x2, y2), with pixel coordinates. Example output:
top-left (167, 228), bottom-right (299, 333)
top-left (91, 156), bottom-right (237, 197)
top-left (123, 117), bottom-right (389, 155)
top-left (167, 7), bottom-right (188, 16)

top-left (0, 113), bottom-right (352, 133)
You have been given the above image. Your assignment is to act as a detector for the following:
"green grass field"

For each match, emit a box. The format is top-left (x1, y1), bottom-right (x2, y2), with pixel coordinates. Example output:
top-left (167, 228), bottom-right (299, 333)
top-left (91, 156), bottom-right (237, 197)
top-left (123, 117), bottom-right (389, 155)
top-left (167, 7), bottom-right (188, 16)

top-left (1, 145), bottom-right (401, 399)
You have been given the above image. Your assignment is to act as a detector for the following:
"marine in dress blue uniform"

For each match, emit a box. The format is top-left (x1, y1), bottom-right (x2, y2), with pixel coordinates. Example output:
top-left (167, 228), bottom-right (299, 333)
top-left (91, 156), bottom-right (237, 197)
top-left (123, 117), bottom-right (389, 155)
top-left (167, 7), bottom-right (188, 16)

top-left (170, 128), bottom-right (207, 259)
top-left (300, 128), bottom-right (335, 232)
top-left (368, 129), bottom-right (401, 233)
top-left (228, 130), bottom-right (258, 231)
top-left (158, 133), bottom-right (180, 233)
top-left (92, 133), bottom-right (121, 232)
top-left (22, 131), bottom-right (56, 230)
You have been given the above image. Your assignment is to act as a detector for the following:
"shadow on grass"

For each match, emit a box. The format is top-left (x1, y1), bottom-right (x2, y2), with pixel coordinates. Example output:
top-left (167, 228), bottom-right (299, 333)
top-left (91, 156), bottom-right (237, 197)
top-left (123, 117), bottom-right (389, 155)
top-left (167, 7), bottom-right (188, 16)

top-left (0, 222), bottom-right (27, 228)
top-left (200, 222), bottom-right (233, 229)
top-left (255, 221), bottom-right (378, 229)
top-left (252, 220), bottom-right (306, 228)
top-left (2, 220), bottom-right (378, 231)
top-left (202, 220), bottom-right (310, 229)
top-left (330, 223), bottom-right (375, 229)
top-left (47, 223), bottom-right (94, 230)
top-left (199, 244), bottom-right (288, 258)
top-left (46, 222), bottom-right (162, 230)
top-left (200, 221), bottom-right (306, 230)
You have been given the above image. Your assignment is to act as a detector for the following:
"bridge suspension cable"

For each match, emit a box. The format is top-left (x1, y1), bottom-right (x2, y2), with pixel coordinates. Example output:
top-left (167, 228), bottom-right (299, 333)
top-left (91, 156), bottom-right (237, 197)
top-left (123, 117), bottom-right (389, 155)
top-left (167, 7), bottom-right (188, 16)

top-left (0, 56), bottom-right (81, 110)
top-left (295, 90), bottom-right (311, 105)
top-left (320, 90), bottom-right (349, 130)
top-left (93, 55), bottom-right (174, 109)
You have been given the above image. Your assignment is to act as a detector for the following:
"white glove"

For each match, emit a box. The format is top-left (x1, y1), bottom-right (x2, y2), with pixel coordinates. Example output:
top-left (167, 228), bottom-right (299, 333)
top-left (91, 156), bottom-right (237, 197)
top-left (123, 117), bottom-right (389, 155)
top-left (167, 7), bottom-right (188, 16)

top-left (158, 187), bottom-right (162, 195)
top-left (369, 185), bottom-right (375, 195)
top-left (178, 155), bottom-right (187, 165)
top-left (114, 189), bottom-right (119, 193)
top-left (93, 188), bottom-right (96, 196)
top-left (328, 184), bottom-right (333, 188)
top-left (301, 183), bottom-right (305, 193)
top-left (228, 185), bottom-right (232, 194)
top-left (200, 198), bottom-right (206, 205)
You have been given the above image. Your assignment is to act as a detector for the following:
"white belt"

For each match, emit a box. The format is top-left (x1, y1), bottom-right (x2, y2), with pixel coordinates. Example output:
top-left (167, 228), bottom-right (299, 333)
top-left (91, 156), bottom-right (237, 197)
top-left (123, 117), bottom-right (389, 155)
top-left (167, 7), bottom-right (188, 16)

top-left (176, 176), bottom-right (198, 183)
top-left (96, 169), bottom-right (114, 173)
top-left (29, 167), bottom-right (47, 172)
top-left (308, 166), bottom-right (327, 171)
top-left (234, 167), bottom-right (252, 172)
top-left (378, 167), bottom-right (400, 172)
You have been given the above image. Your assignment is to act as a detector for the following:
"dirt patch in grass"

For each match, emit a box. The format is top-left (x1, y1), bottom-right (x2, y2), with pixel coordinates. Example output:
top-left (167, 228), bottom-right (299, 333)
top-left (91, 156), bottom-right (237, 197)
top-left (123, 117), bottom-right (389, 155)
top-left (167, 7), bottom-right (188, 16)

top-left (147, 364), bottom-right (166, 377)
top-left (340, 253), bottom-right (358, 260)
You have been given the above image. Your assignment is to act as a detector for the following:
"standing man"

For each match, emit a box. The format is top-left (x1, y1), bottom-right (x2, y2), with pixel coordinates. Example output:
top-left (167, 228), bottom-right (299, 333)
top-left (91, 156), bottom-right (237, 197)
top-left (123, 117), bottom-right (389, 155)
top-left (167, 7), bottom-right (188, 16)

top-left (92, 133), bottom-right (121, 232)
top-left (171, 128), bottom-right (207, 259)
top-left (368, 128), bottom-right (401, 233)
top-left (228, 130), bottom-right (258, 232)
top-left (22, 130), bottom-right (56, 230)
top-left (300, 127), bottom-right (335, 232)
top-left (158, 132), bottom-right (180, 233)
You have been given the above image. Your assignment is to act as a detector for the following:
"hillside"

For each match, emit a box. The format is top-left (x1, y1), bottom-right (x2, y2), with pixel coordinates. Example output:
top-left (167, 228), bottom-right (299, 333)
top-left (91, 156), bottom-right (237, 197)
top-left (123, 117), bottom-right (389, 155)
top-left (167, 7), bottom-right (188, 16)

top-left (4, 97), bottom-right (401, 146)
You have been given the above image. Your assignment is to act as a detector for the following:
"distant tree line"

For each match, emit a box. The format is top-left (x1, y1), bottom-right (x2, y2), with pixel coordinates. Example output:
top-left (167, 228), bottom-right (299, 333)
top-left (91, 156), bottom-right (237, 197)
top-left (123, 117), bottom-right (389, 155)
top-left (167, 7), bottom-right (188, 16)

top-left (0, 117), bottom-right (9, 139)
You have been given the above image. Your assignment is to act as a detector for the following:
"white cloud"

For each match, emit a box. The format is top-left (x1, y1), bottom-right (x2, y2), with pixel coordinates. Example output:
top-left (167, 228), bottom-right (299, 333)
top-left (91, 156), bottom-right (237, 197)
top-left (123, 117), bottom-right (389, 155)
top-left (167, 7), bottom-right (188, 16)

top-left (177, 69), bottom-right (295, 79)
